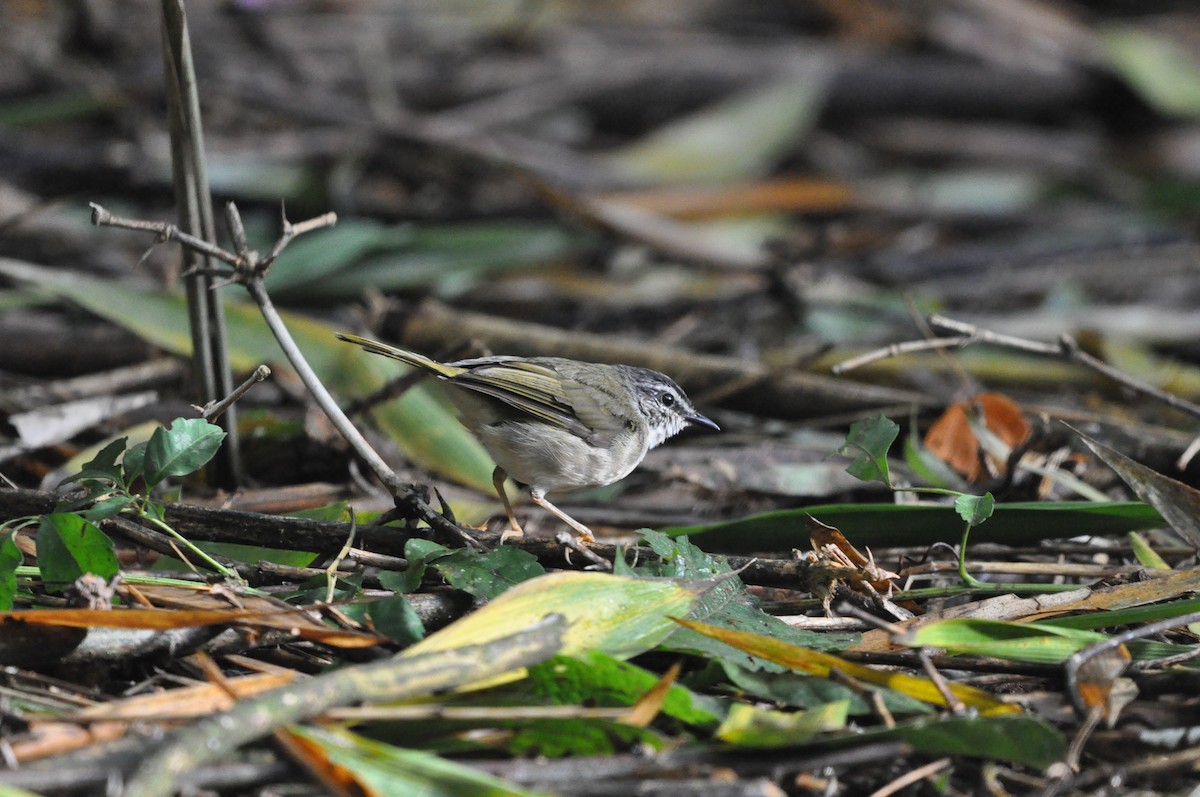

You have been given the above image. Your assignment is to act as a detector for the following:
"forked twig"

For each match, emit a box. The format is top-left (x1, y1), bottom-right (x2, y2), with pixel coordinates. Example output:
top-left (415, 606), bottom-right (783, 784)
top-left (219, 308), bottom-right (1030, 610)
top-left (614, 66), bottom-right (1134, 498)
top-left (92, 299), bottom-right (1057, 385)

top-left (92, 201), bottom-right (484, 551)
top-left (835, 313), bottom-right (1200, 422)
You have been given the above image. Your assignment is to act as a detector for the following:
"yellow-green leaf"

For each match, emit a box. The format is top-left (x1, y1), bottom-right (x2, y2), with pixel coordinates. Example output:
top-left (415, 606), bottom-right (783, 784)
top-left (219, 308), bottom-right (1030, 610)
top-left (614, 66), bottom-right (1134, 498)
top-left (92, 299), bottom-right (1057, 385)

top-left (716, 700), bottom-right (848, 747)
top-left (605, 78), bottom-right (827, 186)
top-left (407, 572), bottom-right (710, 662)
top-left (675, 617), bottom-right (1018, 716)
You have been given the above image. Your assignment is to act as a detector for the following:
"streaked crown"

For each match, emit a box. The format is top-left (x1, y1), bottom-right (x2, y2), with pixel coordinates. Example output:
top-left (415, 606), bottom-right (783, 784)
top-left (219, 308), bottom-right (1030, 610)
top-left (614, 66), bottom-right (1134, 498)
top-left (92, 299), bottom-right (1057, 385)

top-left (623, 367), bottom-right (719, 449)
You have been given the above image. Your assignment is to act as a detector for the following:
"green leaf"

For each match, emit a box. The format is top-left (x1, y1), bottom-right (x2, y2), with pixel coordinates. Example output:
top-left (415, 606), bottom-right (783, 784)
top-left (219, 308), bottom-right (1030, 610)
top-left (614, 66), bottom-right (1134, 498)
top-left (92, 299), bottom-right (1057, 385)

top-left (665, 501), bottom-right (1163, 553)
top-left (955, 492), bottom-right (995, 527)
top-left (78, 495), bottom-right (133, 523)
top-left (903, 619), bottom-right (1107, 664)
top-left (860, 715), bottom-right (1065, 770)
top-left (289, 725), bottom-right (551, 797)
top-left (524, 651), bottom-right (722, 728)
top-left (0, 532), bottom-right (22, 611)
top-left (36, 513), bottom-right (119, 589)
top-left (401, 539), bottom-right (544, 600)
top-left (903, 617), bottom-right (1190, 664)
top-left (367, 594), bottom-right (426, 646)
top-left (400, 538), bottom-right (447, 594)
top-left (606, 77), bottom-right (828, 185)
top-left (506, 719), bottom-right (661, 757)
top-left (1127, 531), bottom-right (1171, 570)
top-left (144, 418), bottom-right (226, 487)
top-left (58, 436), bottom-right (128, 489)
top-left (716, 700), bottom-right (848, 747)
top-left (434, 547), bottom-right (545, 601)
top-left (1103, 26), bottom-right (1200, 118)
top-left (406, 571), bottom-right (712, 662)
top-left (122, 441), bottom-right (149, 486)
top-left (837, 415), bottom-right (899, 485)
top-left (633, 530), bottom-right (860, 666)
top-left (265, 219), bottom-right (583, 300)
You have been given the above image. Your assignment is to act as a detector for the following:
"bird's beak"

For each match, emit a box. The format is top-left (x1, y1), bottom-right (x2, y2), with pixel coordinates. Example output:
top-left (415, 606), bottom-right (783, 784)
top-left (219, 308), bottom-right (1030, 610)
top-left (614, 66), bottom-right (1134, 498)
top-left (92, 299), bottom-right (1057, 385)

top-left (686, 413), bottom-right (720, 432)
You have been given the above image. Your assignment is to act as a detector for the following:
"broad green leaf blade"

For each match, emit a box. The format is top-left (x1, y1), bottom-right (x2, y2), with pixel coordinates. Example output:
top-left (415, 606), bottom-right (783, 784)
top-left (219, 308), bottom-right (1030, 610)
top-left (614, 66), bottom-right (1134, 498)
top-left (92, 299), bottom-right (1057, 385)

top-left (956, 492), bottom-right (995, 527)
top-left (59, 436), bottom-right (128, 488)
top-left (367, 594), bottom-right (426, 646)
top-left (864, 715), bottom-right (1065, 770)
top-left (837, 415), bottom-right (899, 485)
top-left (265, 219), bottom-right (583, 300)
top-left (1071, 424), bottom-right (1200, 548)
top-left (1103, 26), bottom-right (1200, 118)
top-left (36, 513), bottom-right (119, 589)
top-left (524, 651), bottom-right (722, 728)
top-left (635, 531), bottom-right (860, 659)
top-left (605, 77), bottom-right (828, 185)
top-left (675, 617), bottom-right (1018, 716)
top-left (143, 418), bottom-right (226, 487)
top-left (902, 619), bottom-right (1107, 665)
top-left (406, 571), bottom-right (711, 662)
top-left (0, 533), bottom-right (22, 611)
top-left (429, 545), bottom-right (545, 601)
top-left (296, 223), bottom-right (584, 299)
top-left (664, 501), bottom-right (1164, 553)
top-left (402, 539), bottom-right (545, 600)
top-left (0, 261), bottom-right (496, 493)
top-left (262, 219), bottom-right (416, 292)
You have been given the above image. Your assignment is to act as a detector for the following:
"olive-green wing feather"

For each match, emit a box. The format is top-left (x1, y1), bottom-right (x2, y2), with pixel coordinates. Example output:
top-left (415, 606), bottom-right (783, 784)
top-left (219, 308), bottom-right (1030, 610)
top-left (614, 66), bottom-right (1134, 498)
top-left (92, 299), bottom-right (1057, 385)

top-left (336, 333), bottom-right (464, 378)
top-left (453, 360), bottom-right (593, 438)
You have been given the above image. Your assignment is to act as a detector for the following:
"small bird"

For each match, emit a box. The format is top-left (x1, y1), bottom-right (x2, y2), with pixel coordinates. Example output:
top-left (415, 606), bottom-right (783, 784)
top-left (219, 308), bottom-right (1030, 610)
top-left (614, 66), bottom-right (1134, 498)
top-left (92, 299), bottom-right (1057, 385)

top-left (337, 333), bottom-right (719, 543)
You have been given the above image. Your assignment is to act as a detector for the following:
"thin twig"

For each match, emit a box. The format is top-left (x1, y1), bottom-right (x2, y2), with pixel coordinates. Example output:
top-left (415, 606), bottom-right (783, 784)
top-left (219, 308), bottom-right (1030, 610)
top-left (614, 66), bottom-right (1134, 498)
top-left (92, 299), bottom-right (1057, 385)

top-left (195, 365), bottom-right (271, 421)
top-left (835, 313), bottom-right (1200, 423)
top-left (832, 336), bottom-right (973, 375)
top-left (90, 204), bottom-right (240, 268)
top-left (92, 200), bottom-right (484, 551)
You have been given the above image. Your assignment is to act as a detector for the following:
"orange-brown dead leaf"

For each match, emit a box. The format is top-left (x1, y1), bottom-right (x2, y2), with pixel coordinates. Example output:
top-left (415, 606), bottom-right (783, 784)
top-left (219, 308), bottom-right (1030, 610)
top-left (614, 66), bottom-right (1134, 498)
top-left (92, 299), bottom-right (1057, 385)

top-left (0, 606), bottom-right (384, 648)
top-left (1073, 645), bottom-right (1133, 724)
top-left (621, 660), bottom-right (682, 728)
top-left (279, 729), bottom-right (369, 797)
top-left (924, 392), bottom-right (1031, 481)
top-left (596, 177), bottom-right (858, 219)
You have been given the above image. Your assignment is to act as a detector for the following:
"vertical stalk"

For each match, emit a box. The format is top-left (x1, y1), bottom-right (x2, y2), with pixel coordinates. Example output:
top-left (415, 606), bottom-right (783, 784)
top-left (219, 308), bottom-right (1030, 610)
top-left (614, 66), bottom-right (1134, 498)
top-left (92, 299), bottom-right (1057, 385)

top-left (160, 0), bottom-right (243, 487)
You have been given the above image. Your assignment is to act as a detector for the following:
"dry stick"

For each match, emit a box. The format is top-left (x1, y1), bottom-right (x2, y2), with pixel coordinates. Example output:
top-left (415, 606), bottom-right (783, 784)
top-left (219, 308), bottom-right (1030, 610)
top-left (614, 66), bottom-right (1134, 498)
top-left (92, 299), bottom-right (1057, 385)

top-left (91, 202), bottom-right (483, 552)
top-left (195, 364), bottom-right (270, 421)
top-left (121, 615), bottom-right (566, 797)
top-left (837, 313), bottom-right (1200, 462)
top-left (160, 0), bottom-right (242, 487)
top-left (931, 314), bottom-right (1200, 419)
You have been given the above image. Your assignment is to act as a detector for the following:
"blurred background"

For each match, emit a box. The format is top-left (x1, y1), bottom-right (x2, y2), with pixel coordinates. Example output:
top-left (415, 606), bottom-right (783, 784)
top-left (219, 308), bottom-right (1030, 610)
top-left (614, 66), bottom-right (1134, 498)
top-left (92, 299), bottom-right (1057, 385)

top-left (5, 0), bottom-right (1200, 502)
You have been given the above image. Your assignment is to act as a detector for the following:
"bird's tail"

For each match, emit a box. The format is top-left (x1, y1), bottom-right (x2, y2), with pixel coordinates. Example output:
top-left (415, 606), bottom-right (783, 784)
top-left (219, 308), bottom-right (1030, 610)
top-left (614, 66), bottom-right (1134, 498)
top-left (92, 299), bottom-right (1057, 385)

top-left (335, 333), bottom-right (463, 378)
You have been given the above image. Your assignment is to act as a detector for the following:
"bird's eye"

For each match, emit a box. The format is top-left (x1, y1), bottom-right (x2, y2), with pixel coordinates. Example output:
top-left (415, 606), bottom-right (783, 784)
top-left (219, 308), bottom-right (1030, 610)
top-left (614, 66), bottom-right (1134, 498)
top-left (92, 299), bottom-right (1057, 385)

top-left (660, 392), bottom-right (676, 407)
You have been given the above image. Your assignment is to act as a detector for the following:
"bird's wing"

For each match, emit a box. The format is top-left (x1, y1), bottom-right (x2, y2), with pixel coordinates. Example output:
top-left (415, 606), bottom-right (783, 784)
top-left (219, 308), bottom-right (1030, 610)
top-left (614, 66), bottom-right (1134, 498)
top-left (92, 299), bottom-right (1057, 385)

top-left (452, 360), bottom-right (594, 439)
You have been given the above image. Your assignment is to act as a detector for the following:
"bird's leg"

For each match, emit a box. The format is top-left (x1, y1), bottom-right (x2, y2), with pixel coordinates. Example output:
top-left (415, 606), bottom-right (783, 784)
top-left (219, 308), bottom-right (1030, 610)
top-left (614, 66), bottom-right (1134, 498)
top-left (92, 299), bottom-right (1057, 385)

top-left (529, 487), bottom-right (596, 544)
top-left (492, 466), bottom-right (524, 544)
